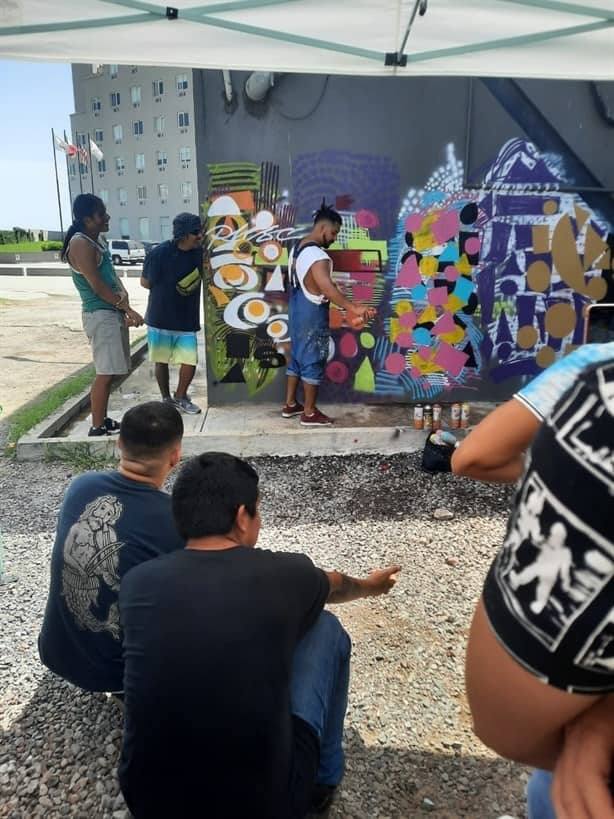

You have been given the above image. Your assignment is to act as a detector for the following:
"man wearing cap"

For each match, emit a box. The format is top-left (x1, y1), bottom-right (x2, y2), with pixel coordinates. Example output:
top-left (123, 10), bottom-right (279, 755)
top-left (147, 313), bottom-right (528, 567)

top-left (141, 213), bottom-right (204, 414)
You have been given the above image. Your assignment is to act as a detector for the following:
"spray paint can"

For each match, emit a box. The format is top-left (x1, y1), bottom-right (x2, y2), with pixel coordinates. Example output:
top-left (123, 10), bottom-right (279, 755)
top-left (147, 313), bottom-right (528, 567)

top-left (433, 403), bottom-right (442, 430)
top-left (423, 404), bottom-right (433, 431)
top-left (461, 402), bottom-right (471, 429)
top-left (413, 403), bottom-right (424, 429)
top-left (450, 403), bottom-right (461, 429)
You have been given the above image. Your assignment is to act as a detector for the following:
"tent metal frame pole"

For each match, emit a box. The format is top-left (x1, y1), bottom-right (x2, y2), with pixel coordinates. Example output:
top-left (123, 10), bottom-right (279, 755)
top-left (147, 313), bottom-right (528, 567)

top-left (499, 0), bottom-right (614, 21)
top-left (405, 19), bottom-right (613, 64)
top-left (0, 13), bottom-right (155, 37)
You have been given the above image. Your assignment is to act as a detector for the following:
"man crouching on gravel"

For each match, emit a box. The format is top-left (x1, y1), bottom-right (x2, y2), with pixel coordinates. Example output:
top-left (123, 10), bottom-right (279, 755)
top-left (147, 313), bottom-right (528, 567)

top-left (118, 452), bottom-right (401, 818)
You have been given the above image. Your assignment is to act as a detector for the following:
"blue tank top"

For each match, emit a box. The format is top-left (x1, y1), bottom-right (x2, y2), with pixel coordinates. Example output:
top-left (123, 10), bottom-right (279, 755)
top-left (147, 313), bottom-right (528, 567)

top-left (69, 233), bottom-right (121, 313)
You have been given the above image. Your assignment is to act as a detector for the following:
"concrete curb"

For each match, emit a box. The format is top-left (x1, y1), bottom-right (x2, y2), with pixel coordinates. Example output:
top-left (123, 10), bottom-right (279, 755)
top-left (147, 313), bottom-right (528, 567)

top-left (16, 340), bottom-right (149, 462)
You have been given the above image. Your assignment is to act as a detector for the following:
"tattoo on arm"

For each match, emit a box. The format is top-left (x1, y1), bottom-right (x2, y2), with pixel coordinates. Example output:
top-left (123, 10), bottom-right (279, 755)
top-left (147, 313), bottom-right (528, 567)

top-left (327, 572), bottom-right (362, 604)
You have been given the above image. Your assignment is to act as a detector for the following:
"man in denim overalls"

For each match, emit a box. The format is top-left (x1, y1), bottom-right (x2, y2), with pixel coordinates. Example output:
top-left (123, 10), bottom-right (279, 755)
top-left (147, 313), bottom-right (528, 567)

top-left (283, 202), bottom-right (376, 426)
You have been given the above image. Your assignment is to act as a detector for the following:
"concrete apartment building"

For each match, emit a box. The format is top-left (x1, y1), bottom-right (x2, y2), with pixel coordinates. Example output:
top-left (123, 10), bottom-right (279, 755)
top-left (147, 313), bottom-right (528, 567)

top-left (69, 63), bottom-right (205, 242)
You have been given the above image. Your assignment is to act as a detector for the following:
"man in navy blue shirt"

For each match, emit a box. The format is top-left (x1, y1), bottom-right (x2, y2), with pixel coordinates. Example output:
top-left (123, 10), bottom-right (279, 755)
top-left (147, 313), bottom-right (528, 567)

top-left (38, 402), bottom-right (185, 693)
top-left (141, 212), bottom-right (204, 415)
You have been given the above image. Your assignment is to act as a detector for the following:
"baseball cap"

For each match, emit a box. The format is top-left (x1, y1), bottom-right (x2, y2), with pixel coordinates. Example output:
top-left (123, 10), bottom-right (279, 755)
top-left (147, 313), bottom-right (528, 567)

top-left (173, 212), bottom-right (202, 240)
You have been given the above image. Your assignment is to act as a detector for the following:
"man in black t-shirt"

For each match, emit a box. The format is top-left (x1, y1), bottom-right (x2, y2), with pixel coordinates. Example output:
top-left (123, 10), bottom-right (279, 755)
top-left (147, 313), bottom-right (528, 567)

top-left (38, 402), bottom-right (185, 693)
top-left (141, 212), bottom-right (203, 415)
top-left (465, 359), bottom-right (614, 818)
top-left (118, 452), bottom-right (401, 819)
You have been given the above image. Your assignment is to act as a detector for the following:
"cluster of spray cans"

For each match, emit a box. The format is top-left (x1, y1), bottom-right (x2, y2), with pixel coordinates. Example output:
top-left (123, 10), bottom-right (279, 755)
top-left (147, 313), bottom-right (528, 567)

top-left (413, 402), bottom-right (470, 430)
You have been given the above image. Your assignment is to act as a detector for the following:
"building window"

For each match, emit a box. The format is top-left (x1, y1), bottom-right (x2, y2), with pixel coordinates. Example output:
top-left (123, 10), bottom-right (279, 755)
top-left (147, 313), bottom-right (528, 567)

top-left (131, 85), bottom-right (142, 106)
top-left (113, 124), bottom-right (123, 144)
top-left (94, 128), bottom-right (104, 143)
top-left (76, 132), bottom-right (87, 147)
top-left (137, 185), bottom-right (147, 203)
top-left (158, 183), bottom-right (169, 202)
top-left (152, 79), bottom-right (164, 98)
top-left (139, 217), bottom-right (150, 241)
top-left (181, 181), bottom-right (193, 199)
top-left (118, 187), bottom-right (128, 205)
top-left (154, 115), bottom-right (165, 136)
top-left (156, 150), bottom-right (168, 170)
top-left (133, 120), bottom-right (144, 138)
top-left (109, 64), bottom-right (119, 79)
top-left (91, 96), bottom-right (101, 115)
top-left (160, 216), bottom-right (171, 241)
top-left (100, 189), bottom-right (109, 205)
top-left (69, 163), bottom-right (77, 178)
top-left (115, 156), bottom-right (125, 174)
top-left (119, 217), bottom-right (130, 238)
top-left (178, 112), bottom-right (190, 129)
top-left (110, 90), bottom-right (121, 109)
top-left (135, 153), bottom-right (145, 173)
top-left (79, 162), bottom-right (88, 176)
top-left (98, 159), bottom-right (106, 174)
top-left (179, 146), bottom-right (192, 168)
top-left (176, 73), bottom-right (189, 93)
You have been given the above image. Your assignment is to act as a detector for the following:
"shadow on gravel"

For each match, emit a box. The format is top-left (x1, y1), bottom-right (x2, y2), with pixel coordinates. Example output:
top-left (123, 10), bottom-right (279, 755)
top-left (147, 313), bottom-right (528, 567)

top-left (0, 672), bottom-right (126, 817)
top-left (332, 727), bottom-right (527, 818)
top-left (1, 676), bottom-right (526, 819)
top-left (255, 453), bottom-right (517, 527)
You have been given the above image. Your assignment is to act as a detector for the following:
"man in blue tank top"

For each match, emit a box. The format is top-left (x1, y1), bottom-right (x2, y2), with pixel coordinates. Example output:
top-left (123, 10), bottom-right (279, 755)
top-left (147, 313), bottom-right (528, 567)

top-left (62, 194), bottom-right (144, 437)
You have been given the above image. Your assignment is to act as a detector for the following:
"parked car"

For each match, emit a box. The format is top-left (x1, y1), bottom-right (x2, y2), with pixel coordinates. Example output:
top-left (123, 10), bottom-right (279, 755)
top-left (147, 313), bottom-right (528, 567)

top-left (107, 239), bottom-right (146, 265)
top-left (141, 241), bottom-right (160, 256)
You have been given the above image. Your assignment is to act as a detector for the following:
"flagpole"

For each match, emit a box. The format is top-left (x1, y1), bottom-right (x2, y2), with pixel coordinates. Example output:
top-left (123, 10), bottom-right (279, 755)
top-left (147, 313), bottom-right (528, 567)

top-left (87, 131), bottom-right (95, 193)
top-left (51, 128), bottom-right (65, 239)
top-left (63, 130), bottom-right (73, 215)
top-left (72, 130), bottom-right (83, 195)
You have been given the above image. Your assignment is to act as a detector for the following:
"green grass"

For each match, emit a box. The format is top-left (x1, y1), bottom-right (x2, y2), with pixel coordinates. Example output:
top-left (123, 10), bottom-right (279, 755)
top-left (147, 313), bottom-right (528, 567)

top-left (0, 241), bottom-right (47, 253)
top-left (43, 441), bottom-right (116, 472)
top-left (5, 365), bottom-right (95, 455)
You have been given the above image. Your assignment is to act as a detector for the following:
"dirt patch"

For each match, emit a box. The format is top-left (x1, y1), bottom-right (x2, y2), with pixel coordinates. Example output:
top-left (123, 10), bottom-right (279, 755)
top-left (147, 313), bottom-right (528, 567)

top-left (0, 282), bottom-right (147, 420)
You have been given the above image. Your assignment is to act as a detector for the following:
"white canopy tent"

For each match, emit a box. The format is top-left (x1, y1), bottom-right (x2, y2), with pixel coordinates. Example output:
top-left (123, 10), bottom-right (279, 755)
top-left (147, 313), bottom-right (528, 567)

top-left (0, 0), bottom-right (613, 80)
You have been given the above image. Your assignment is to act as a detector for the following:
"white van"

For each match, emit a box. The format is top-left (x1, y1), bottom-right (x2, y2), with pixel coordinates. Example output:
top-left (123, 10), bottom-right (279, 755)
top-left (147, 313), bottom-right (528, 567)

top-left (107, 239), bottom-right (146, 265)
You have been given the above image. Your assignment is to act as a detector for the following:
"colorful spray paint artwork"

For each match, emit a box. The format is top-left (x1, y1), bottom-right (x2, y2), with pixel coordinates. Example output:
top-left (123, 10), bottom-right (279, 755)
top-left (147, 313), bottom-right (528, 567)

top-left (204, 142), bottom-right (611, 401)
top-left (477, 139), bottom-right (611, 382)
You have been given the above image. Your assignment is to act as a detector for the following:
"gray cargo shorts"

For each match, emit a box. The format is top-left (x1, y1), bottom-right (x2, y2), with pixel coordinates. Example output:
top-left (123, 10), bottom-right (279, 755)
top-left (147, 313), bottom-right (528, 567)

top-left (82, 309), bottom-right (131, 376)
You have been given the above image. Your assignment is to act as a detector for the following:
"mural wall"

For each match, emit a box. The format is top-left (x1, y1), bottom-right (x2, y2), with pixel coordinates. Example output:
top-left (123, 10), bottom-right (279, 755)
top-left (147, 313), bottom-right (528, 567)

top-left (204, 139), bottom-right (612, 404)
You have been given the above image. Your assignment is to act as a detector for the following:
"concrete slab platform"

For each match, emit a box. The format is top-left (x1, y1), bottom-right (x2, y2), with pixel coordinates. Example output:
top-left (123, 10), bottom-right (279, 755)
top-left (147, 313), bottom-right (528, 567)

top-left (16, 333), bottom-right (489, 462)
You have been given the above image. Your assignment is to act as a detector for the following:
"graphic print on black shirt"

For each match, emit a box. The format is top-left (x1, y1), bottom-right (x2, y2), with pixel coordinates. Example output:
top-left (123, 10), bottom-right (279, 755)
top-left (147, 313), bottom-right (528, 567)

top-left (484, 359), bottom-right (614, 693)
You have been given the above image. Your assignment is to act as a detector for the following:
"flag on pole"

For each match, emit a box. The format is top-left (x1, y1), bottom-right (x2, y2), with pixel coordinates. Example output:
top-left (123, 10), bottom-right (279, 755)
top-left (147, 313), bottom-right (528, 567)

top-left (89, 138), bottom-right (104, 162)
top-left (78, 145), bottom-right (88, 165)
top-left (54, 134), bottom-right (78, 157)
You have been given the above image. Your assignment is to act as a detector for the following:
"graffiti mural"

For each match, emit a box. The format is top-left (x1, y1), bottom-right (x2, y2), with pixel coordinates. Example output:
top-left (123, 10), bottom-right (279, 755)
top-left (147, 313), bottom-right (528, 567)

top-left (204, 141), bottom-right (611, 403)
top-left (477, 138), bottom-right (611, 383)
top-left (373, 144), bottom-right (483, 400)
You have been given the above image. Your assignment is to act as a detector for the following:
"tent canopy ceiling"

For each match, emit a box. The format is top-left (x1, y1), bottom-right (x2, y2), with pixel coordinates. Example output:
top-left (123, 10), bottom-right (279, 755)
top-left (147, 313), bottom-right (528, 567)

top-left (0, 0), bottom-right (613, 79)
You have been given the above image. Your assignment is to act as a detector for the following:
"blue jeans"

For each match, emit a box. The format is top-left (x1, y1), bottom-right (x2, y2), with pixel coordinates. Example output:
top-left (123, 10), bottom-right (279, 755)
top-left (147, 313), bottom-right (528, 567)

top-left (527, 770), bottom-right (556, 819)
top-left (290, 611), bottom-right (351, 786)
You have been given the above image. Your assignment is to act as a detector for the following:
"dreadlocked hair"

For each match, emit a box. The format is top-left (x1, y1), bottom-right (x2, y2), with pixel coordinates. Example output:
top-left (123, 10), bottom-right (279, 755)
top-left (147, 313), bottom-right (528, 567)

top-left (312, 198), bottom-right (342, 226)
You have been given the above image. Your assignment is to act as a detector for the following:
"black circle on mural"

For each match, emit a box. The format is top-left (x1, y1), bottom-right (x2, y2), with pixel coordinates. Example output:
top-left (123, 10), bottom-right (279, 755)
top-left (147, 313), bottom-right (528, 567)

top-left (461, 293), bottom-right (479, 315)
top-left (497, 342), bottom-right (513, 362)
top-left (460, 203), bottom-right (478, 225)
top-left (500, 278), bottom-right (518, 296)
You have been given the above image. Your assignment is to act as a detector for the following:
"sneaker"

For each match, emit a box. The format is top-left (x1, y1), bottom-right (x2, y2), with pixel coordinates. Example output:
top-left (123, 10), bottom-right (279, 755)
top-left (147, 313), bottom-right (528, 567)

top-left (309, 783), bottom-right (336, 814)
top-left (88, 424), bottom-right (109, 437)
top-left (173, 394), bottom-right (202, 415)
top-left (300, 408), bottom-right (333, 426)
top-left (281, 401), bottom-right (304, 418)
top-left (104, 417), bottom-right (121, 434)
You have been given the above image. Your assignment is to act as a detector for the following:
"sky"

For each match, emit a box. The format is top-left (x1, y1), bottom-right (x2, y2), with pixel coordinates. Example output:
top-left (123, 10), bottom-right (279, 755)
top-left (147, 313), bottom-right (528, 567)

top-left (0, 61), bottom-right (74, 232)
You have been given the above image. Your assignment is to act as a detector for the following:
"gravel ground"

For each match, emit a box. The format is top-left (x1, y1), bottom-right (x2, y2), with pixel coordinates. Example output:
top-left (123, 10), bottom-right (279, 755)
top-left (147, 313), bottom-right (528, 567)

top-left (0, 451), bottom-right (529, 819)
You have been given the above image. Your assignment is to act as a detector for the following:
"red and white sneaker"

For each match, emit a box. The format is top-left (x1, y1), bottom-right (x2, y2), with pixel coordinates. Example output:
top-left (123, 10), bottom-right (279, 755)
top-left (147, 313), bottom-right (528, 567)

top-left (281, 401), bottom-right (304, 418)
top-left (300, 408), bottom-right (333, 426)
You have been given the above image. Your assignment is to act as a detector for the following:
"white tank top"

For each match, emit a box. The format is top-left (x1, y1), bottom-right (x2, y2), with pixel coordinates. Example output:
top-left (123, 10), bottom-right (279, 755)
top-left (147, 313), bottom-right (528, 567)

top-left (289, 244), bottom-right (332, 306)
